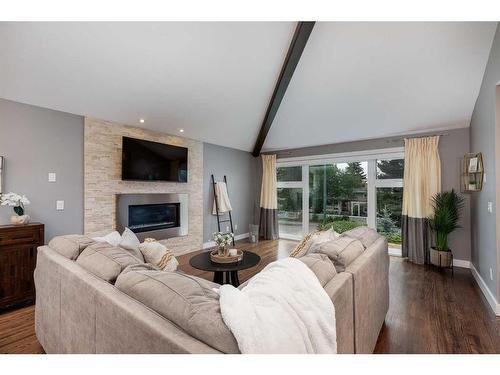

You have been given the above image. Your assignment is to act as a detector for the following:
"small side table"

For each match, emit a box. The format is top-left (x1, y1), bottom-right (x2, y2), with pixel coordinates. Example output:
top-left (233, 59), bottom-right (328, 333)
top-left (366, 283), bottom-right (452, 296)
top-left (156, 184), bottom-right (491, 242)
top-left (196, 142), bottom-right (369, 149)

top-left (189, 250), bottom-right (260, 287)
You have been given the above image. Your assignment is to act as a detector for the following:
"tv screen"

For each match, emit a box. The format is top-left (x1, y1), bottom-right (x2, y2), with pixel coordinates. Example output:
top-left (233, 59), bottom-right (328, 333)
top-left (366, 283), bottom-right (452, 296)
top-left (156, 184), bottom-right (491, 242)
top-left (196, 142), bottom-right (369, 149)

top-left (121, 137), bottom-right (188, 182)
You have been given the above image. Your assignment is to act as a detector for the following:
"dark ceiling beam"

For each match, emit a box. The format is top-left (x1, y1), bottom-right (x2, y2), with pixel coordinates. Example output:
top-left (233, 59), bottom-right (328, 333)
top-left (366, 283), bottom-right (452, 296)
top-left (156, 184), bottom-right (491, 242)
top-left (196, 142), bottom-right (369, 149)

top-left (252, 21), bottom-right (315, 157)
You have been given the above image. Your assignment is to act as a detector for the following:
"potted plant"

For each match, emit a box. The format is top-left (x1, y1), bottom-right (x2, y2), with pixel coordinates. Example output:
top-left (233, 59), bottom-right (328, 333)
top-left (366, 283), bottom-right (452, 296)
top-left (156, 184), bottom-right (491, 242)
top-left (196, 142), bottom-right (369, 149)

top-left (213, 232), bottom-right (234, 256)
top-left (428, 189), bottom-right (464, 268)
top-left (0, 192), bottom-right (31, 225)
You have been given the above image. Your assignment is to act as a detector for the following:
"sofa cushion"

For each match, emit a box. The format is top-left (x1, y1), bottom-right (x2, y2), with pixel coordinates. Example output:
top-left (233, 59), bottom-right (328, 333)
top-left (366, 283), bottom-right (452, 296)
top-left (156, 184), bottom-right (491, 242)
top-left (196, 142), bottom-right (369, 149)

top-left (115, 269), bottom-right (239, 354)
top-left (315, 237), bottom-right (365, 272)
top-left (298, 253), bottom-right (337, 287)
top-left (48, 235), bottom-right (96, 260)
top-left (76, 242), bottom-right (143, 283)
top-left (341, 226), bottom-right (380, 249)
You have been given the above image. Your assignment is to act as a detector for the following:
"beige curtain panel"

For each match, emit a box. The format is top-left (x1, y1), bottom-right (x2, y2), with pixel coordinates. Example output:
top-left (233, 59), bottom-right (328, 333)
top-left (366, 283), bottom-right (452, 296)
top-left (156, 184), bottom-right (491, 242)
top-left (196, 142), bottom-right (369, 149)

top-left (401, 136), bottom-right (441, 264)
top-left (259, 154), bottom-right (278, 240)
top-left (260, 154), bottom-right (278, 209)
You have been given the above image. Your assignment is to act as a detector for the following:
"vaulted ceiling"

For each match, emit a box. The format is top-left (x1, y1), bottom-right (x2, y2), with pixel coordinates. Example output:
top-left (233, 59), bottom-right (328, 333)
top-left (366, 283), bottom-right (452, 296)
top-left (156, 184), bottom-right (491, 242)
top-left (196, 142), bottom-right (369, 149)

top-left (0, 22), bottom-right (497, 152)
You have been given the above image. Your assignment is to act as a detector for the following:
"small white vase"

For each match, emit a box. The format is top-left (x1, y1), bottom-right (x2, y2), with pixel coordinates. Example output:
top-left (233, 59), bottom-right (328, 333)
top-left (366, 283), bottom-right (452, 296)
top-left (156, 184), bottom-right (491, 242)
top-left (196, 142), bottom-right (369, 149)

top-left (11, 214), bottom-right (30, 225)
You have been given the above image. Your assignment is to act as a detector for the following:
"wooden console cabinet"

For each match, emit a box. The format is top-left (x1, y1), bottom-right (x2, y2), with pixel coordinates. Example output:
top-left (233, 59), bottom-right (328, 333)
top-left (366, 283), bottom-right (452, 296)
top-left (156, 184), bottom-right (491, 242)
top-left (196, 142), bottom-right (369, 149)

top-left (0, 223), bottom-right (44, 310)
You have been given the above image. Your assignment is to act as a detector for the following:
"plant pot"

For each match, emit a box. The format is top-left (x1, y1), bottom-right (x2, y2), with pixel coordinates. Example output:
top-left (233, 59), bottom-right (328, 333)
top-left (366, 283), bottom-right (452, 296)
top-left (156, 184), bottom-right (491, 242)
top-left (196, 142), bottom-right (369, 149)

top-left (11, 214), bottom-right (30, 225)
top-left (430, 247), bottom-right (453, 268)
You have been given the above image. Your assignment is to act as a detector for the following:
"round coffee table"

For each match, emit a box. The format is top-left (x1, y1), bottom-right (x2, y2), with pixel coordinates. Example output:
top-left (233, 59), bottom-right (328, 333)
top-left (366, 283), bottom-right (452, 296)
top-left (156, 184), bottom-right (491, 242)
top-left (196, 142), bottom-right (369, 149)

top-left (189, 250), bottom-right (261, 287)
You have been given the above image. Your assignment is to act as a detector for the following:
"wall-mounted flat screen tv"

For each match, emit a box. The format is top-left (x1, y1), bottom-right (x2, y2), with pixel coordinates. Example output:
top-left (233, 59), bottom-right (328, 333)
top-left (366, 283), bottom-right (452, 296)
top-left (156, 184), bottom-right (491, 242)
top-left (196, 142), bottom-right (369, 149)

top-left (122, 137), bottom-right (188, 182)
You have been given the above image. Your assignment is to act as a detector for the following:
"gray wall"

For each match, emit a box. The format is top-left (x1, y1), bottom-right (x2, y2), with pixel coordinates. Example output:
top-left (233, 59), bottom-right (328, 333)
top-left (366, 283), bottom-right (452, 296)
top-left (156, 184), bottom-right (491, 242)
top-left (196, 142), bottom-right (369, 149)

top-left (203, 142), bottom-right (258, 243)
top-left (0, 98), bottom-right (84, 243)
top-left (470, 24), bottom-right (500, 299)
top-left (270, 127), bottom-right (472, 261)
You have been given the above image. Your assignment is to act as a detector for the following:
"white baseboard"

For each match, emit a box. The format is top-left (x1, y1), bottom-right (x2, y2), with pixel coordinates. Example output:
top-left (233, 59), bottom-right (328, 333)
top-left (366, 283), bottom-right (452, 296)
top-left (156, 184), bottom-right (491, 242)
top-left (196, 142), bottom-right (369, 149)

top-left (203, 232), bottom-right (250, 249)
top-left (470, 263), bottom-right (500, 316)
top-left (452, 259), bottom-right (470, 269)
top-left (388, 248), bottom-right (402, 257)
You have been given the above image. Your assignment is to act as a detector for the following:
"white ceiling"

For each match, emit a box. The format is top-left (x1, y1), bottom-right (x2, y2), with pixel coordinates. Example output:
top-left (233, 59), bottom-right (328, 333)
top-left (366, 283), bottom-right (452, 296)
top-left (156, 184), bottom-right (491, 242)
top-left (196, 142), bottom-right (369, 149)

top-left (264, 22), bottom-right (497, 151)
top-left (0, 22), bottom-right (295, 151)
top-left (0, 22), bottom-right (497, 152)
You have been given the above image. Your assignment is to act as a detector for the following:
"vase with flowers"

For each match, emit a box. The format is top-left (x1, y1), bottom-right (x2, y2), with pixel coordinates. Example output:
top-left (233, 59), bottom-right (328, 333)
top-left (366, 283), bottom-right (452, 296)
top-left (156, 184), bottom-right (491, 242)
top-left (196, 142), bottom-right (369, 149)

top-left (1, 192), bottom-right (31, 225)
top-left (213, 232), bottom-right (234, 257)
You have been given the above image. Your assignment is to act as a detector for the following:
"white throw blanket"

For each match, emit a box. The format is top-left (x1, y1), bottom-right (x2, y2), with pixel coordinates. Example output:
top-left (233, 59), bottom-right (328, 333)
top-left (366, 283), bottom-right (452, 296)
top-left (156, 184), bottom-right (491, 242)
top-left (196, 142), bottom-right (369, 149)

top-left (217, 257), bottom-right (337, 354)
top-left (212, 181), bottom-right (233, 214)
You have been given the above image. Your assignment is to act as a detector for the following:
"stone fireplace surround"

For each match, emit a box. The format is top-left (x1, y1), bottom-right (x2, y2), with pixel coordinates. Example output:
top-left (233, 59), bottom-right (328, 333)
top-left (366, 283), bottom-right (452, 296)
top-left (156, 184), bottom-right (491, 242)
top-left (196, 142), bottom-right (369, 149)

top-left (84, 117), bottom-right (203, 255)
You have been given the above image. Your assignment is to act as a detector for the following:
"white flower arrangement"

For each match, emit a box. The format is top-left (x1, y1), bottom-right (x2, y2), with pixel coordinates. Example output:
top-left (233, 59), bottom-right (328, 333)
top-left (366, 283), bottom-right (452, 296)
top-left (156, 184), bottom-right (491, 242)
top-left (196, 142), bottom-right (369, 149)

top-left (0, 192), bottom-right (30, 216)
top-left (213, 231), bottom-right (234, 248)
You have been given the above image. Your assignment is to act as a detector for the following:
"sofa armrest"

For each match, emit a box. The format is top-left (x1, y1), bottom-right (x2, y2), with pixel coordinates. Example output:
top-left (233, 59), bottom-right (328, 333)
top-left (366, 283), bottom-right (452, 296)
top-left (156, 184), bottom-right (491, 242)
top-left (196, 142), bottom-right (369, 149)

top-left (324, 272), bottom-right (354, 354)
top-left (344, 237), bottom-right (389, 353)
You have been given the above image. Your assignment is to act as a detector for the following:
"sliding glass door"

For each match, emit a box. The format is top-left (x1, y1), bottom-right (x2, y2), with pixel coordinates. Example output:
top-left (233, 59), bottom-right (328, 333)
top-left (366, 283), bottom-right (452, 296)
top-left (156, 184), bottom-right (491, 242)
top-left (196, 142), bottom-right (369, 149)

top-left (276, 149), bottom-right (404, 252)
top-left (375, 159), bottom-right (404, 251)
top-left (277, 166), bottom-right (307, 240)
top-left (309, 162), bottom-right (368, 233)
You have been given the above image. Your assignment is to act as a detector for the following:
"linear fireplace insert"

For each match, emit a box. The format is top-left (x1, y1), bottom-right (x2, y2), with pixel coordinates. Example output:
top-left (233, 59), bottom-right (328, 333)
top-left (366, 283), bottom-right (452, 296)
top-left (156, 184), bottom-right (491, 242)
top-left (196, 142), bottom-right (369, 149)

top-left (116, 193), bottom-right (188, 241)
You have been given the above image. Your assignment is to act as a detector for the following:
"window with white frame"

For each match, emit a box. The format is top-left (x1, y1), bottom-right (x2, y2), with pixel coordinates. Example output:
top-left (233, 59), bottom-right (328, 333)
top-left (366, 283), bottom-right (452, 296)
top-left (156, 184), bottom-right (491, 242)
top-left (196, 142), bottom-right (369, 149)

top-left (276, 148), bottom-right (404, 251)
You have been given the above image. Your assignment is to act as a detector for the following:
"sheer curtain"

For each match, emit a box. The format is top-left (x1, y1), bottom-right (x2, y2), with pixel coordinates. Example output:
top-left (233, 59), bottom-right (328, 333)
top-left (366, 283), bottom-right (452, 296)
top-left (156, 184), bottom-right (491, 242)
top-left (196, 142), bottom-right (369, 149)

top-left (401, 136), bottom-right (441, 264)
top-left (259, 154), bottom-right (279, 240)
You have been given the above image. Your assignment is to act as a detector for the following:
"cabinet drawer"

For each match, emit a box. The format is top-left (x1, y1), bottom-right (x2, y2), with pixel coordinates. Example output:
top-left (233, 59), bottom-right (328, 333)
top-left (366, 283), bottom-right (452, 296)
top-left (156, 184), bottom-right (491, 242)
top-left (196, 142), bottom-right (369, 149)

top-left (0, 228), bottom-right (41, 246)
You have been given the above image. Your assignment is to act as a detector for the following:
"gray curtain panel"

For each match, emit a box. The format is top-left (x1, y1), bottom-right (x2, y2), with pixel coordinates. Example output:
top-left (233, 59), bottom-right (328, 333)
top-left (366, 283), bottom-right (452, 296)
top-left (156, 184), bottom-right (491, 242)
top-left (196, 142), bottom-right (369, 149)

top-left (401, 216), bottom-right (431, 265)
top-left (259, 155), bottom-right (278, 240)
top-left (259, 207), bottom-right (278, 240)
top-left (401, 136), bottom-right (441, 264)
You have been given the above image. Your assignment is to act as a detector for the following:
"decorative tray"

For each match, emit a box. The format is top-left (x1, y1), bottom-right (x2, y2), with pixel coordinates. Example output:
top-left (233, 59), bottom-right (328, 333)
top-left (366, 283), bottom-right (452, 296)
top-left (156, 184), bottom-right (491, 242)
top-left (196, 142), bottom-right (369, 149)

top-left (210, 249), bottom-right (243, 264)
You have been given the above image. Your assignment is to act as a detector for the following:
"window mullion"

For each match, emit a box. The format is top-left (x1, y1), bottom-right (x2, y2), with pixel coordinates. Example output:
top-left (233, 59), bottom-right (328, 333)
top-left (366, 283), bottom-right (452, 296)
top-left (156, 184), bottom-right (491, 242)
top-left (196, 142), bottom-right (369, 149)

top-left (367, 159), bottom-right (376, 229)
top-left (302, 165), bottom-right (309, 236)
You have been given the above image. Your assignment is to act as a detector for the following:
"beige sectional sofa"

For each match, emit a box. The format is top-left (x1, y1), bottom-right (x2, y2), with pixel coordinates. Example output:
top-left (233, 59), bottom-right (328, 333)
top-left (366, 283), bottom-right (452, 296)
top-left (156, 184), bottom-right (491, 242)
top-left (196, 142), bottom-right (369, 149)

top-left (34, 227), bottom-right (389, 354)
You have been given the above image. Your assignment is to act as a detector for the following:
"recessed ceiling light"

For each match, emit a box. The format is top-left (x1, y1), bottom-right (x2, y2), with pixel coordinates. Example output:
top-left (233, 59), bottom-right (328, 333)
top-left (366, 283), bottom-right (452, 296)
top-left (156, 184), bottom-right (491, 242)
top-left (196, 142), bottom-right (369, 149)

top-left (139, 118), bottom-right (145, 123)
top-left (179, 129), bottom-right (184, 133)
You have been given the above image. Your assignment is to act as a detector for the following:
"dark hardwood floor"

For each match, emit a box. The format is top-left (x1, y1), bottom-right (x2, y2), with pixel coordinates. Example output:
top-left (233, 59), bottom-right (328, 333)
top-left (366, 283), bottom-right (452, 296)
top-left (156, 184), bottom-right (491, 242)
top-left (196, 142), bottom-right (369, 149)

top-left (1, 239), bottom-right (499, 354)
top-left (374, 257), bottom-right (500, 353)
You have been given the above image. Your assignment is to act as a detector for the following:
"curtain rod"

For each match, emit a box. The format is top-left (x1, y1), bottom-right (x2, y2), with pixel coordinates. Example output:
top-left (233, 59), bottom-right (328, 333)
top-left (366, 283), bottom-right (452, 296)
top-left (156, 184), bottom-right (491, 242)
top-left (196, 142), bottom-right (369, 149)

top-left (388, 132), bottom-right (449, 143)
top-left (271, 133), bottom-right (450, 156)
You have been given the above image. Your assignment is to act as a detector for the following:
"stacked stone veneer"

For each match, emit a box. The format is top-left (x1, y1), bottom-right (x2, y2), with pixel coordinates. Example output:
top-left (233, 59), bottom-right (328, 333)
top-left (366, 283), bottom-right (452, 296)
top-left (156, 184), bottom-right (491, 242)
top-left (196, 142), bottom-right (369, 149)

top-left (84, 118), bottom-right (203, 255)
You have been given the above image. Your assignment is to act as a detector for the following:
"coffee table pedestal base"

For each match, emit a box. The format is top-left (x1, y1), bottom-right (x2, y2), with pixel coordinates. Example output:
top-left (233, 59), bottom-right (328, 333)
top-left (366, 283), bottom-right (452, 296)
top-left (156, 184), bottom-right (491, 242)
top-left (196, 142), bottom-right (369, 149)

top-left (213, 270), bottom-right (240, 287)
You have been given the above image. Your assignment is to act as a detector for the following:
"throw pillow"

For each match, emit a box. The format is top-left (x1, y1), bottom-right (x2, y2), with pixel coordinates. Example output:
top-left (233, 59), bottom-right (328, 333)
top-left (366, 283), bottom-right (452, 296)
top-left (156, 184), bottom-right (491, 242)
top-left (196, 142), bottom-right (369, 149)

top-left (289, 229), bottom-right (339, 258)
top-left (119, 228), bottom-right (144, 261)
top-left (139, 240), bottom-right (179, 271)
top-left (308, 228), bottom-right (339, 253)
top-left (289, 231), bottom-right (317, 258)
top-left (92, 231), bottom-right (122, 247)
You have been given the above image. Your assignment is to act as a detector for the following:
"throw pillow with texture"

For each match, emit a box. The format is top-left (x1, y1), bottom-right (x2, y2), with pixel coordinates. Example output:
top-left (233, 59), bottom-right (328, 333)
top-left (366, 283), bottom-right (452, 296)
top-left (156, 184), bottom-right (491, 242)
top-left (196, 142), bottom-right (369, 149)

top-left (289, 231), bottom-right (317, 258)
top-left (92, 231), bottom-right (122, 247)
top-left (289, 229), bottom-right (339, 258)
top-left (119, 228), bottom-right (144, 261)
top-left (139, 240), bottom-right (179, 271)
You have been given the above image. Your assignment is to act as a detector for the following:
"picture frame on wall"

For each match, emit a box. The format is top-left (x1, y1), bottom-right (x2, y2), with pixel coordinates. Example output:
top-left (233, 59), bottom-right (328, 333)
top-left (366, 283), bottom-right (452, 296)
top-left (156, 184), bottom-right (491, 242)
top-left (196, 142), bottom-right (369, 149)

top-left (468, 156), bottom-right (478, 173)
